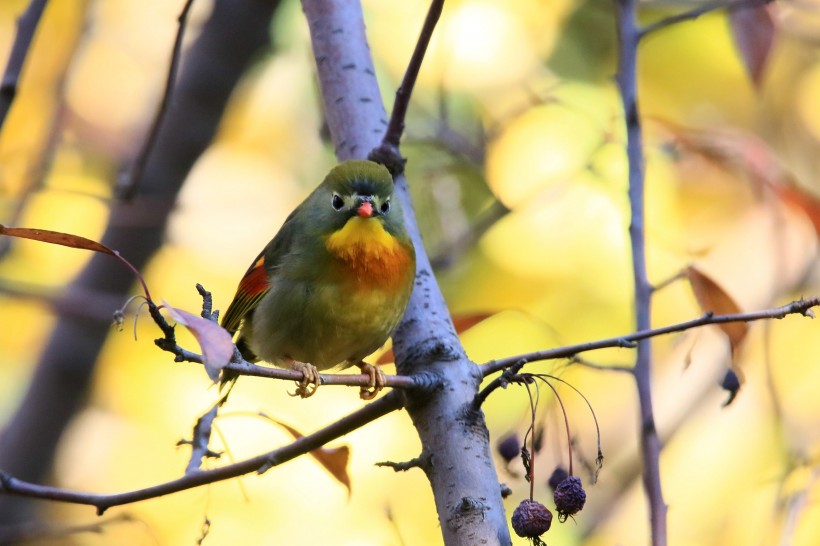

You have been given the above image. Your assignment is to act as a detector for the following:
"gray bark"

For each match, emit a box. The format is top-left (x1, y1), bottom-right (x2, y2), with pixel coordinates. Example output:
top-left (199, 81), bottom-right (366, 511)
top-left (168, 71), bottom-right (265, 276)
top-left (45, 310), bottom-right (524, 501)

top-left (302, 1), bottom-right (512, 544)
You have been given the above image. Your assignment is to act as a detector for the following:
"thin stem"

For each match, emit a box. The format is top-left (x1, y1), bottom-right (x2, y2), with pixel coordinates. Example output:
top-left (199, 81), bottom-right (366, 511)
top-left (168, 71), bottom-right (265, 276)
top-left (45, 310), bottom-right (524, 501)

top-left (369, 0), bottom-right (444, 173)
top-left (522, 380), bottom-right (538, 500)
top-left (615, 0), bottom-right (667, 541)
top-left (117, 0), bottom-right (196, 200)
top-left (532, 376), bottom-right (573, 477)
top-left (478, 296), bottom-right (820, 381)
top-left (640, 0), bottom-right (774, 39)
top-left (538, 374), bottom-right (603, 478)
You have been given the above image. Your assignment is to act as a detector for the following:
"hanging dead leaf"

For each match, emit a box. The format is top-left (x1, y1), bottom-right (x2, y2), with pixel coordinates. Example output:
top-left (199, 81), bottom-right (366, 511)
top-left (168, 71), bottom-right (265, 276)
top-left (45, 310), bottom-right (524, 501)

top-left (729, 3), bottom-right (776, 88)
top-left (375, 311), bottom-right (495, 365)
top-left (0, 224), bottom-right (116, 255)
top-left (686, 265), bottom-right (748, 379)
top-left (659, 123), bottom-right (820, 237)
top-left (165, 304), bottom-right (234, 382)
top-left (0, 224), bottom-right (152, 299)
top-left (261, 415), bottom-right (351, 494)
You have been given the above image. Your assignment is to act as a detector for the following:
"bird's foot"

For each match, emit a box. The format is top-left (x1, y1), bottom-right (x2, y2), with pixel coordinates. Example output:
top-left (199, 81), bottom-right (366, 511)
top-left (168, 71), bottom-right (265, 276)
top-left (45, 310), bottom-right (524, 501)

top-left (357, 362), bottom-right (385, 400)
top-left (288, 360), bottom-right (321, 398)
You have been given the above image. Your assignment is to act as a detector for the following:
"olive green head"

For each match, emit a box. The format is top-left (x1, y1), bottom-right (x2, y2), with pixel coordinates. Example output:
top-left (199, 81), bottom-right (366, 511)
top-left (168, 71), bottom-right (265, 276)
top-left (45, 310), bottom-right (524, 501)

top-left (303, 160), bottom-right (408, 240)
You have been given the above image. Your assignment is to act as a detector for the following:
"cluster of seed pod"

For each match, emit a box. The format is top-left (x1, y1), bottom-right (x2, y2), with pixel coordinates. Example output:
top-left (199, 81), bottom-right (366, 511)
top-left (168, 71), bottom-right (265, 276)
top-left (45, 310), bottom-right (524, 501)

top-left (496, 373), bottom-right (600, 544)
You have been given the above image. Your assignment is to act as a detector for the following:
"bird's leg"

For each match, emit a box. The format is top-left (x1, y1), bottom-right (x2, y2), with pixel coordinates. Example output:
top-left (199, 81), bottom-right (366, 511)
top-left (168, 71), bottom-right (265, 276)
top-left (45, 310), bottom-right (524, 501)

top-left (288, 359), bottom-right (321, 398)
top-left (356, 361), bottom-right (385, 400)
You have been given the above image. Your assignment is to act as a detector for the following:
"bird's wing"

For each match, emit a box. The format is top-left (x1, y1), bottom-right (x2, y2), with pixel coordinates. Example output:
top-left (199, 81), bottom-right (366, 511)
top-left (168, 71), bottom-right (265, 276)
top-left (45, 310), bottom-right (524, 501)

top-left (220, 253), bottom-right (269, 334)
top-left (220, 207), bottom-right (301, 335)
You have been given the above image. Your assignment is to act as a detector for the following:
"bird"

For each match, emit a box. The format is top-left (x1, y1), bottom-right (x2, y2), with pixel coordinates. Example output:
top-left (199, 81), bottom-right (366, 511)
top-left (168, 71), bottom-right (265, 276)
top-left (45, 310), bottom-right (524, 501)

top-left (220, 160), bottom-right (415, 399)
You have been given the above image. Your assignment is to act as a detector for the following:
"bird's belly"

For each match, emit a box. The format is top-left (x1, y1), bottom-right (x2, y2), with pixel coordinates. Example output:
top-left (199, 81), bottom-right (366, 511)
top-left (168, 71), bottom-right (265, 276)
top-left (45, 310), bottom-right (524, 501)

top-left (249, 278), bottom-right (405, 370)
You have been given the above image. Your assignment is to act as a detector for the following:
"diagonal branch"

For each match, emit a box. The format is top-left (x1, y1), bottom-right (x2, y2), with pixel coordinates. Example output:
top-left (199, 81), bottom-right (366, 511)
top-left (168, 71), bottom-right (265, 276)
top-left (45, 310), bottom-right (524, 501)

top-left (0, 0), bottom-right (48, 131)
top-left (117, 0), bottom-right (196, 200)
top-left (640, 0), bottom-right (774, 39)
top-left (368, 0), bottom-right (444, 174)
top-left (477, 297), bottom-right (820, 401)
top-left (0, 392), bottom-right (403, 514)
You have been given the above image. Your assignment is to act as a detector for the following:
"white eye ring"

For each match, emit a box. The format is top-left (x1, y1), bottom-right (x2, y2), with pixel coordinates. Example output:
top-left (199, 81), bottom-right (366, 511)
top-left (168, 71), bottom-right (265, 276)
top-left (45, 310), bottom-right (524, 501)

top-left (332, 193), bottom-right (344, 211)
top-left (380, 199), bottom-right (390, 214)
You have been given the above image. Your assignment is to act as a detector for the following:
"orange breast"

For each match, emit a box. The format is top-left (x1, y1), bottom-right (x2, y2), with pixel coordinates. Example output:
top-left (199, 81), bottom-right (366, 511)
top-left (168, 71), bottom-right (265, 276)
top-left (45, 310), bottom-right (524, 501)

top-left (335, 242), bottom-right (414, 289)
top-left (325, 217), bottom-right (414, 291)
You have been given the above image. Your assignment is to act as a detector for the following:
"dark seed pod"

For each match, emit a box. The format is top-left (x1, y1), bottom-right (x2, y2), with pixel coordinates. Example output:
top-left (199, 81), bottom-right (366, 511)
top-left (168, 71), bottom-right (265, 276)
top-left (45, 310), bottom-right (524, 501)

top-left (720, 369), bottom-right (741, 407)
top-left (547, 466), bottom-right (569, 492)
top-left (553, 476), bottom-right (586, 522)
top-left (497, 433), bottom-right (520, 464)
top-left (511, 499), bottom-right (553, 538)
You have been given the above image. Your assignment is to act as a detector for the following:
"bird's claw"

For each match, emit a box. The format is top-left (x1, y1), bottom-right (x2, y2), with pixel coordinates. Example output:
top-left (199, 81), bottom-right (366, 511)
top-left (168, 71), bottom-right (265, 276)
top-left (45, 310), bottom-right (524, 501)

top-left (289, 361), bottom-right (321, 398)
top-left (358, 362), bottom-right (385, 400)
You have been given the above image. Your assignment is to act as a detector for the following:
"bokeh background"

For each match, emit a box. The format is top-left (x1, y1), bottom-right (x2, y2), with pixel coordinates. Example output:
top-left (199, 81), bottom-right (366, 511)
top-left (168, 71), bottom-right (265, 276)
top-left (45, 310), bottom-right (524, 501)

top-left (2, 0), bottom-right (820, 544)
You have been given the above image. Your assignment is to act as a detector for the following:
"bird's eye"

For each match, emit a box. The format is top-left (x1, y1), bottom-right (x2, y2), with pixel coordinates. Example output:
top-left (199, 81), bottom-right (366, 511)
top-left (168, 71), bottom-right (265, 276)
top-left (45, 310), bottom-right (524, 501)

top-left (332, 194), bottom-right (344, 211)
top-left (380, 199), bottom-right (390, 214)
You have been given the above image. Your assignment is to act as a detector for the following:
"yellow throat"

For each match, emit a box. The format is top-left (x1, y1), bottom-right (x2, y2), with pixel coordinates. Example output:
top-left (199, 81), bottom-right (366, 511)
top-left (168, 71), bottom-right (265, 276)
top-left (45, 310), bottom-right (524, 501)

top-left (324, 217), bottom-right (410, 287)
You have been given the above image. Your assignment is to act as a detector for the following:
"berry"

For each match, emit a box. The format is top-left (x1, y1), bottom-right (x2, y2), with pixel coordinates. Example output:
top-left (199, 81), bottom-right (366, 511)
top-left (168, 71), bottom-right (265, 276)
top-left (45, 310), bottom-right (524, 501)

top-left (547, 466), bottom-right (569, 491)
top-left (511, 499), bottom-right (553, 538)
top-left (553, 476), bottom-right (586, 522)
top-left (497, 433), bottom-right (520, 464)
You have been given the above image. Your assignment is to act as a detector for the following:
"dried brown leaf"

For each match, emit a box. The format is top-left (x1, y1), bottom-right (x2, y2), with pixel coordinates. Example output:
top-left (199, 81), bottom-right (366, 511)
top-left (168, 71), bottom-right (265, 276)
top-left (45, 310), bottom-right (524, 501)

top-left (165, 305), bottom-right (234, 382)
top-left (729, 4), bottom-right (776, 87)
top-left (686, 265), bottom-right (748, 377)
top-left (376, 311), bottom-right (494, 365)
top-left (268, 418), bottom-right (351, 494)
top-left (0, 225), bottom-right (116, 255)
top-left (0, 224), bottom-right (151, 299)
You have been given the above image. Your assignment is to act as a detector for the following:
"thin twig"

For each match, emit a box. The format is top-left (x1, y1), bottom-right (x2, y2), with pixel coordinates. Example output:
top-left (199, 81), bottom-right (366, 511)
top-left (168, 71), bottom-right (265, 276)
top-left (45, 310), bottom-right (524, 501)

top-left (117, 0), bottom-right (196, 200)
top-left (477, 297), bottom-right (820, 398)
top-left (531, 375), bottom-right (573, 477)
top-left (615, 0), bottom-right (666, 540)
top-left (0, 0), bottom-right (48, 131)
top-left (0, 392), bottom-right (404, 514)
top-left (640, 0), bottom-right (774, 39)
top-left (368, 0), bottom-right (444, 174)
top-left (180, 401), bottom-right (222, 474)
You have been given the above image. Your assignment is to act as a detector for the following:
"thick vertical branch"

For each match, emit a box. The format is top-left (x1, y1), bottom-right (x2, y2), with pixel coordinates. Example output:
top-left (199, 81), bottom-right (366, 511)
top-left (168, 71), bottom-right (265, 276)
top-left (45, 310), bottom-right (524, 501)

top-left (614, 0), bottom-right (668, 544)
top-left (0, 0), bottom-right (280, 525)
top-left (302, 1), bottom-right (512, 544)
top-left (0, 0), bottom-right (48, 131)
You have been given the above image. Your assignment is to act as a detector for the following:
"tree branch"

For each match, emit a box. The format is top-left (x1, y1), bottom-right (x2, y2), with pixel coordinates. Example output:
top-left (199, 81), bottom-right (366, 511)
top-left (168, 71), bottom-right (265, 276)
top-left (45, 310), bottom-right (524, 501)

top-left (478, 297), bottom-right (820, 407)
top-left (303, 1), bottom-right (513, 543)
top-left (0, 392), bottom-right (403, 514)
top-left (613, 0), bottom-right (669, 540)
top-left (640, 0), bottom-right (774, 39)
top-left (0, 0), bottom-right (281, 524)
top-left (368, 0), bottom-right (444, 174)
top-left (116, 0), bottom-right (196, 200)
top-left (0, 0), bottom-right (48, 132)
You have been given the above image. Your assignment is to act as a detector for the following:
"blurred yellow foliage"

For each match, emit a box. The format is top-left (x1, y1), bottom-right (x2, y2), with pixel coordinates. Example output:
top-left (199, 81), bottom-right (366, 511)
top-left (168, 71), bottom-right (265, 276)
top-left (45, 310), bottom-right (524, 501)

top-left (1, 0), bottom-right (820, 545)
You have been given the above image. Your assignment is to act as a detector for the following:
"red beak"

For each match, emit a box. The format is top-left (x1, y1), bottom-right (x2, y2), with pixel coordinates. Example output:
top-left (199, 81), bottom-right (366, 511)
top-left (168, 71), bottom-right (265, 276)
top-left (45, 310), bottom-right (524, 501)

top-left (357, 201), bottom-right (374, 218)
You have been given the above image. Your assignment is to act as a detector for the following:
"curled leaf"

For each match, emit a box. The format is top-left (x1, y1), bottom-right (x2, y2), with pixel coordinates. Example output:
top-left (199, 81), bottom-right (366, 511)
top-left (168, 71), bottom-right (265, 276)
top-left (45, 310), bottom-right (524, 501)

top-left (263, 416), bottom-right (351, 494)
top-left (165, 304), bottom-right (234, 382)
top-left (686, 265), bottom-right (748, 380)
top-left (0, 224), bottom-right (151, 300)
top-left (0, 224), bottom-right (116, 254)
top-left (376, 311), bottom-right (494, 364)
top-left (729, 4), bottom-right (776, 88)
